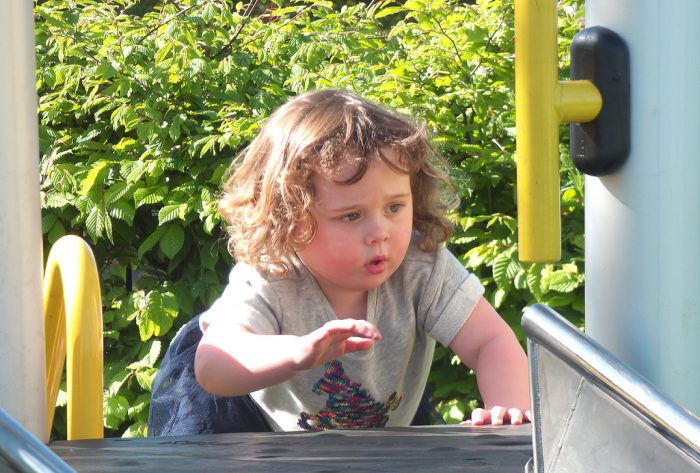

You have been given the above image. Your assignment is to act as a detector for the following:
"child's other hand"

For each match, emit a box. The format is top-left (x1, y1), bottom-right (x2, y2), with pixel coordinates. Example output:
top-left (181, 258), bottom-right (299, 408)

top-left (292, 319), bottom-right (381, 371)
top-left (461, 406), bottom-right (532, 426)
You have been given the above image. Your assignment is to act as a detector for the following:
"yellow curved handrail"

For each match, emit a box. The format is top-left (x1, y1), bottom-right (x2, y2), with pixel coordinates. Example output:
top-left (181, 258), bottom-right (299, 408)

top-left (43, 235), bottom-right (103, 440)
top-left (515, 0), bottom-right (602, 262)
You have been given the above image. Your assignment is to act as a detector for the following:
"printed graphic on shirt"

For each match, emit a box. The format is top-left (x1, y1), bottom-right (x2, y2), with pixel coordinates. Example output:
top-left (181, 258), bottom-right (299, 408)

top-left (298, 359), bottom-right (401, 431)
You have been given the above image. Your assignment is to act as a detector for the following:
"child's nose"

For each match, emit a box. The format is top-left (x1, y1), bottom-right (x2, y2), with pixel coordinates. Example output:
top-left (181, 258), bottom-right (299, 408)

top-left (365, 217), bottom-right (389, 245)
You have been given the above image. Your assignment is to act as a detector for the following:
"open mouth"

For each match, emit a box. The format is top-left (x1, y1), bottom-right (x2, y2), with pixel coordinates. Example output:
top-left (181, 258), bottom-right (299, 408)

top-left (366, 256), bottom-right (386, 274)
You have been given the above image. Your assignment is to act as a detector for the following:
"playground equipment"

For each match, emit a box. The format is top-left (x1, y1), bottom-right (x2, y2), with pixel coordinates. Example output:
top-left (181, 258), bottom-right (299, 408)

top-left (43, 236), bottom-right (104, 440)
top-left (6, 304), bottom-right (699, 472)
top-left (583, 0), bottom-right (700, 419)
top-left (1, 0), bottom-right (46, 442)
top-left (515, 0), bottom-right (700, 417)
top-left (0, 2), bottom-right (103, 442)
top-left (523, 304), bottom-right (700, 473)
top-left (2, 0), bottom-right (700, 471)
top-left (0, 408), bottom-right (76, 473)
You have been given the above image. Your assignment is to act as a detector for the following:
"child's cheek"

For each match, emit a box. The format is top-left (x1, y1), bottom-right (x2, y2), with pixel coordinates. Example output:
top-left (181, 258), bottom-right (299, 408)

top-left (326, 237), bottom-right (360, 262)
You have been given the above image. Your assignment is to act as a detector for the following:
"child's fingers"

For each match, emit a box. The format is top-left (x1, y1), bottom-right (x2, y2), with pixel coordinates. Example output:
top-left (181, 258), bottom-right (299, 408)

top-left (343, 336), bottom-right (376, 352)
top-left (321, 318), bottom-right (382, 340)
top-left (468, 407), bottom-right (489, 425)
top-left (462, 406), bottom-right (522, 425)
top-left (297, 319), bottom-right (380, 366)
top-left (507, 408), bottom-right (524, 425)
top-left (463, 406), bottom-right (531, 426)
top-left (488, 406), bottom-right (507, 425)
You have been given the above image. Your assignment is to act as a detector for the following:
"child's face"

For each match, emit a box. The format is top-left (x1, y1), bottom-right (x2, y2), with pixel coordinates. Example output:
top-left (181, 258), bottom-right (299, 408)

top-left (296, 148), bottom-right (413, 309)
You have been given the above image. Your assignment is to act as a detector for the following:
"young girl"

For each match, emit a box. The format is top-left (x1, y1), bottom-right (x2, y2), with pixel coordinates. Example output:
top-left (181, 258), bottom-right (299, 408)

top-left (148, 89), bottom-right (530, 435)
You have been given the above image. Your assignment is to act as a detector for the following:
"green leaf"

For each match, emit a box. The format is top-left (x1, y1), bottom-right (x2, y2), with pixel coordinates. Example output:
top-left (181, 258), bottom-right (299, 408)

top-left (546, 270), bottom-right (582, 293)
top-left (374, 6), bottom-right (404, 18)
top-left (135, 368), bottom-right (157, 391)
top-left (47, 219), bottom-right (66, 244)
top-left (85, 205), bottom-right (103, 240)
top-left (103, 209), bottom-right (113, 242)
top-left (161, 291), bottom-right (179, 319)
top-left (103, 395), bottom-right (129, 430)
top-left (104, 359), bottom-right (130, 397)
top-left (514, 269), bottom-right (528, 290)
top-left (122, 422), bottom-right (148, 438)
top-left (158, 204), bottom-right (187, 225)
top-left (134, 186), bottom-right (168, 207)
top-left (544, 293), bottom-right (576, 308)
top-left (120, 161), bottom-right (147, 183)
top-left (136, 122), bottom-right (156, 143)
top-left (506, 256), bottom-right (521, 280)
top-left (136, 291), bottom-right (178, 341)
top-left (143, 104), bottom-right (162, 121)
top-left (79, 161), bottom-right (109, 195)
top-left (203, 214), bottom-right (218, 234)
top-left (104, 181), bottom-right (131, 204)
top-left (527, 264), bottom-right (545, 301)
top-left (113, 137), bottom-right (138, 151)
top-left (194, 134), bottom-right (219, 157)
top-left (42, 213), bottom-right (58, 233)
top-left (155, 40), bottom-right (174, 65)
top-left (492, 250), bottom-right (511, 289)
top-left (146, 159), bottom-right (165, 181)
top-left (464, 245), bottom-right (492, 269)
top-left (438, 399), bottom-right (467, 424)
top-left (200, 242), bottom-right (219, 271)
top-left (137, 226), bottom-right (166, 260)
top-left (56, 389), bottom-right (67, 408)
top-left (137, 313), bottom-right (155, 341)
top-left (159, 224), bottom-right (185, 259)
top-left (127, 340), bottom-right (162, 369)
top-left (127, 393), bottom-right (152, 421)
top-left (493, 288), bottom-right (507, 308)
top-left (109, 200), bottom-right (135, 225)
top-left (95, 59), bottom-right (117, 80)
top-left (168, 122), bottom-right (181, 141)
top-left (43, 193), bottom-right (70, 209)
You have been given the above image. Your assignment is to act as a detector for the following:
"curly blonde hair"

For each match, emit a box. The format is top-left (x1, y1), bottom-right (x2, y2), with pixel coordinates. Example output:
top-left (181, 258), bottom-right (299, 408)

top-left (218, 89), bottom-right (456, 274)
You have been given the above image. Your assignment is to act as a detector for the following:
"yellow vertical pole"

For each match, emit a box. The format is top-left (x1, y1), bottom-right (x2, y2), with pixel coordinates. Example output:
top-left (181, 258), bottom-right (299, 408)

top-left (515, 0), bottom-right (561, 263)
top-left (515, 1), bottom-right (601, 263)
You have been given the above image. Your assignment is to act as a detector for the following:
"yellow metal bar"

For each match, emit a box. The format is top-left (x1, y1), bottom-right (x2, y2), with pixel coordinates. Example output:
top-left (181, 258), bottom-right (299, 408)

top-left (515, 0), bottom-right (560, 262)
top-left (515, 1), bottom-right (602, 262)
top-left (558, 80), bottom-right (602, 123)
top-left (43, 235), bottom-right (103, 440)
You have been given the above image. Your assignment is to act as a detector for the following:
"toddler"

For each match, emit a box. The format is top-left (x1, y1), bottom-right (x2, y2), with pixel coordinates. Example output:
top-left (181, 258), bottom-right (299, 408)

top-left (148, 89), bottom-right (530, 435)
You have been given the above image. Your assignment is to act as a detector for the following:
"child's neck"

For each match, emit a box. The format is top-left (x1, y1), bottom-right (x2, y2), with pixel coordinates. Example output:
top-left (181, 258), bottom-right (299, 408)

top-left (327, 291), bottom-right (368, 320)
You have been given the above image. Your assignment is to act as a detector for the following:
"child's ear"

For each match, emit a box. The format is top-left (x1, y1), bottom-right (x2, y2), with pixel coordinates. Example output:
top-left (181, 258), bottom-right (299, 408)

top-left (291, 214), bottom-right (315, 247)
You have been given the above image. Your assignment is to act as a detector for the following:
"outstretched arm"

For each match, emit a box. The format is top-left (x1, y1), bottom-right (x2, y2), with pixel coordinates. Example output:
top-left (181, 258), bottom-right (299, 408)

top-left (194, 318), bottom-right (381, 397)
top-left (449, 297), bottom-right (531, 425)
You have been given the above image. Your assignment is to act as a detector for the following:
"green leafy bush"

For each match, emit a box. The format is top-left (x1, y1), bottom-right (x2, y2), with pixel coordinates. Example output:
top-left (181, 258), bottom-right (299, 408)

top-left (36, 0), bottom-right (584, 436)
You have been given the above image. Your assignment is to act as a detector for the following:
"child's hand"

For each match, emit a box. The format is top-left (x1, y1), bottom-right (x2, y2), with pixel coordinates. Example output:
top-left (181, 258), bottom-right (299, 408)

top-left (461, 406), bottom-right (532, 426)
top-left (292, 319), bottom-right (381, 371)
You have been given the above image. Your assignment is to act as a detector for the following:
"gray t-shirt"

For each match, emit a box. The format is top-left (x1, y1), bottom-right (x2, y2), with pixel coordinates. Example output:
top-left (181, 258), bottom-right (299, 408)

top-left (200, 239), bottom-right (484, 431)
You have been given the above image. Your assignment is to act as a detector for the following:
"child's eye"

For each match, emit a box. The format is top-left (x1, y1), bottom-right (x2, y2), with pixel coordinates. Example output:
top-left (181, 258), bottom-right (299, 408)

top-left (341, 212), bottom-right (361, 222)
top-left (388, 203), bottom-right (404, 213)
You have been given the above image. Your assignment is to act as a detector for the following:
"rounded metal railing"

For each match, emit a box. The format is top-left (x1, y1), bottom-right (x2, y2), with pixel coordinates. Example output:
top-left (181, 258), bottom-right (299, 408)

top-left (43, 235), bottom-right (103, 440)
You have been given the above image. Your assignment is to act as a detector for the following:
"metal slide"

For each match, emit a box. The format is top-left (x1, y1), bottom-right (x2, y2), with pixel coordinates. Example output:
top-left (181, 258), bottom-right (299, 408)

top-left (523, 304), bottom-right (700, 473)
top-left (0, 408), bottom-right (75, 473)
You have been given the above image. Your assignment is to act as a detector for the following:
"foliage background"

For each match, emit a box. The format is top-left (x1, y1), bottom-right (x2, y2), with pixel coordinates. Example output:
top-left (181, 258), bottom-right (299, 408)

top-left (35, 0), bottom-right (584, 438)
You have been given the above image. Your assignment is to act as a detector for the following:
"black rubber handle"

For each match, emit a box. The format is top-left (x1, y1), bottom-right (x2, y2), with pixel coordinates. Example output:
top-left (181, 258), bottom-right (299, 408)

top-left (570, 26), bottom-right (630, 176)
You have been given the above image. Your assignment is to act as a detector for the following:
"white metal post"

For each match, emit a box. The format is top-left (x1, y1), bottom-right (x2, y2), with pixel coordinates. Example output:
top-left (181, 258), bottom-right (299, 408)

top-left (0, 1), bottom-right (46, 440)
top-left (585, 0), bottom-right (700, 415)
